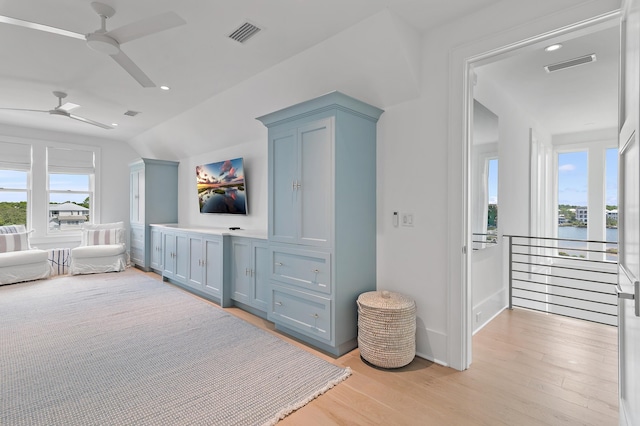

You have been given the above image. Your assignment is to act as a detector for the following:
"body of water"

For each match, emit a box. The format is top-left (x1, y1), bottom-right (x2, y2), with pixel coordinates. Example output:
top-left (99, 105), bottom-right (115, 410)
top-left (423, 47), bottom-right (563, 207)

top-left (557, 226), bottom-right (618, 242)
top-left (557, 226), bottom-right (618, 260)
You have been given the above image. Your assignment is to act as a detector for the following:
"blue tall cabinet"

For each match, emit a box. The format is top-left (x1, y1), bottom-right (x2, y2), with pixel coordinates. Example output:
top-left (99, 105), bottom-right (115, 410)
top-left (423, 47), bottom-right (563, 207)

top-left (129, 158), bottom-right (179, 271)
top-left (257, 92), bottom-right (383, 356)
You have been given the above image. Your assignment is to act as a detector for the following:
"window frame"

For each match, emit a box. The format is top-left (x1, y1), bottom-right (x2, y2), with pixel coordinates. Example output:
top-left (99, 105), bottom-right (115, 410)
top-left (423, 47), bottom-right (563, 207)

top-left (47, 171), bottom-right (94, 233)
top-left (0, 167), bottom-right (31, 228)
top-left (46, 146), bottom-right (98, 236)
top-left (552, 138), bottom-right (617, 263)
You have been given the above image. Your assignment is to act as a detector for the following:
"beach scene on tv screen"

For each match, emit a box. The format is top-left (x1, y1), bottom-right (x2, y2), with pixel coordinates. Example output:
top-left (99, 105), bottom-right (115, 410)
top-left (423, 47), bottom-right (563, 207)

top-left (196, 158), bottom-right (247, 214)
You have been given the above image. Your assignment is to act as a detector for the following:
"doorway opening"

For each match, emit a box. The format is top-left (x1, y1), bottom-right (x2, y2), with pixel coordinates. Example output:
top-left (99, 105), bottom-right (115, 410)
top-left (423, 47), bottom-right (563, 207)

top-left (466, 13), bottom-right (620, 359)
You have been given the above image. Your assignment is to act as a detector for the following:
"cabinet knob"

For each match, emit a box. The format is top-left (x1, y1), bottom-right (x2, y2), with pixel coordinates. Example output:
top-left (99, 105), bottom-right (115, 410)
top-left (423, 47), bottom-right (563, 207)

top-left (275, 301), bottom-right (283, 306)
top-left (275, 262), bottom-right (283, 266)
top-left (310, 313), bottom-right (319, 319)
top-left (312, 269), bottom-right (320, 274)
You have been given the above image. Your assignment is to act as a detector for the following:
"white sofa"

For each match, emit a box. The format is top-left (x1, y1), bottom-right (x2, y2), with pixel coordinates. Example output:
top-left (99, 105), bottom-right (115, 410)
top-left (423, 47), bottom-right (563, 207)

top-left (69, 222), bottom-right (129, 275)
top-left (0, 225), bottom-right (53, 286)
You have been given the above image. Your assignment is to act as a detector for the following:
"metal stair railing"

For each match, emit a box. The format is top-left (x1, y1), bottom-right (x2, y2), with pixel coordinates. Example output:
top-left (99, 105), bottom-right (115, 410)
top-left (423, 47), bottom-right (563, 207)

top-left (505, 235), bottom-right (618, 326)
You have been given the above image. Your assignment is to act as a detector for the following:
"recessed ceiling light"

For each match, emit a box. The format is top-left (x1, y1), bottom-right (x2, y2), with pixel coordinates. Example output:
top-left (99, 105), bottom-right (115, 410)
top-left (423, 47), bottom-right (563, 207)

top-left (111, 123), bottom-right (118, 127)
top-left (160, 85), bottom-right (170, 91)
top-left (544, 43), bottom-right (563, 52)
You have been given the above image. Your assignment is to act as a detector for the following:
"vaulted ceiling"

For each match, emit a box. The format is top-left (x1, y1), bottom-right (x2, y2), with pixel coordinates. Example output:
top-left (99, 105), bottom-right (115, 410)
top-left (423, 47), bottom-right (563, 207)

top-left (0, 0), bottom-right (499, 142)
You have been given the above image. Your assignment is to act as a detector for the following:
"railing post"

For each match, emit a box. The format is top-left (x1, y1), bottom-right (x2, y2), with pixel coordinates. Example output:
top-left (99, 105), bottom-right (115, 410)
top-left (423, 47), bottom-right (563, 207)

top-left (508, 235), bottom-right (513, 310)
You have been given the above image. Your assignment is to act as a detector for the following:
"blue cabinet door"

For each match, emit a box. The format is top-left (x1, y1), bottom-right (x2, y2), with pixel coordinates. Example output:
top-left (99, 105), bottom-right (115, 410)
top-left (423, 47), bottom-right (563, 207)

top-left (231, 238), bottom-right (252, 303)
top-left (150, 228), bottom-right (162, 271)
top-left (162, 232), bottom-right (176, 279)
top-left (174, 233), bottom-right (189, 284)
top-left (297, 118), bottom-right (332, 247)
top-left (203, 237), bottom-right (223, 298)
top-left (270, 130), bottom-right (297, 244)
top-left (188, 235), bottom-right (203, 288)
top-left (253, 240), bottom-right (269, 311)
top-left (269, 118), bottom-right (333, 247)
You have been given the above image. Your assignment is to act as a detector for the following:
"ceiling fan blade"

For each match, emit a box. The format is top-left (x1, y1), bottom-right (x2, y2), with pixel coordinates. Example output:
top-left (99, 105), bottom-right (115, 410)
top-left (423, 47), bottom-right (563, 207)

top-left (0, 108), bottom-right (48, 113)
top-left (110, 50), bottom-right (155, 87)
top-left (0, 15), bottom-right (85, 40)
top-left (105, 11), bottom-right (186, 44)
top-left (69, 114), bottom-right (113, 130)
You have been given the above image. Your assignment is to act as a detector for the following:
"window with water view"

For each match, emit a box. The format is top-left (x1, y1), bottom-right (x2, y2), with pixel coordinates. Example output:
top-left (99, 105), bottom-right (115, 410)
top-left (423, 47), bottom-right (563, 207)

top-left (557, 149), bottom-right (617, 261)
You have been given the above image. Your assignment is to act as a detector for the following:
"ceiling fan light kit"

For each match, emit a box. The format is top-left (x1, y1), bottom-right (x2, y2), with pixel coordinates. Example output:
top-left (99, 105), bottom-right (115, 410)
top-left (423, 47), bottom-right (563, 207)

top-left (86, 33), bottom-right (120, 55)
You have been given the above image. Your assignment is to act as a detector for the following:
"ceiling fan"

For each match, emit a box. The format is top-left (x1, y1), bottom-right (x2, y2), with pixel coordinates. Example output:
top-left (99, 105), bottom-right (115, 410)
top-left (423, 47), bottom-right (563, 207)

top-left (0, 91), bottom-right (113, 130)
top-left (0, 2), bottom-right (186, 88)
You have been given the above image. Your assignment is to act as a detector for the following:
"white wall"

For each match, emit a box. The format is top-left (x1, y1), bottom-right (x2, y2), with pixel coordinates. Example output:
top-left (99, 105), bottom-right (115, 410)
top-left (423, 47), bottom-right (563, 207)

top-left (177, 139), bottom-right (268, 231)
top-left (470, 71), bottom-right (553, 334)
top-left (127, 0), bottom-right (621, 368)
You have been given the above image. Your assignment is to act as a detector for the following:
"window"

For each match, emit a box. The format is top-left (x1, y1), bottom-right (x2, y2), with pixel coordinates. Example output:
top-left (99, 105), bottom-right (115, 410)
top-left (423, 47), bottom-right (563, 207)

top-left (605, 148), bottom-right (618, 228)
top-left (47, 147), bottom-right (95, 232)
top-left (487, 158), bottom-right (498, 238)
top-left (605, 147), bottom-right (618, 261)
top-left (555, 146), bottom-right (617, 260)
top-left (0, 141), bottom-right (31, 227)
top-left (0, 170), bottom-right (29, 226)
top-left (557, 151), bottom-right (588, 224)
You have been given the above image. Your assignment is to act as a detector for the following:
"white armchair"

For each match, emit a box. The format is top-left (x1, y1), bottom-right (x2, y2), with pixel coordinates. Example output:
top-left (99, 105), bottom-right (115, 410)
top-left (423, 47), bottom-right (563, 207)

top-left (69, 222), bottom-right (129, 275)
top-left (0, 225), bottom-right (53, 285)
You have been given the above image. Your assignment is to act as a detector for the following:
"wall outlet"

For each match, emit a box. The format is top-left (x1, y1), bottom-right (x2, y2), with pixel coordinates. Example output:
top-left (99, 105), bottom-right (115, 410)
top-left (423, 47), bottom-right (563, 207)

top-left (401, 213), bottom-right (414, 227)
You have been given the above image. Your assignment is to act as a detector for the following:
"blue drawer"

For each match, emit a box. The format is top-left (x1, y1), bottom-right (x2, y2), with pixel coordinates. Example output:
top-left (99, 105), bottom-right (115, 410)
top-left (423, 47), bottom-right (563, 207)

top-left (269, 283), bottom-right (332, 343)
top-left (269, 246), bottom-right (331, 294)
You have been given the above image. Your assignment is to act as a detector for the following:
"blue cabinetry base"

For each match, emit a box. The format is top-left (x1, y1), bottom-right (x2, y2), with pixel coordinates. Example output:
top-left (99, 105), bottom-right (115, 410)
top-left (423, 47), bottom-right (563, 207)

top-left (162, 276), bottom-right (232, 308)
top-left (274, 323), bottom-right (358, 357)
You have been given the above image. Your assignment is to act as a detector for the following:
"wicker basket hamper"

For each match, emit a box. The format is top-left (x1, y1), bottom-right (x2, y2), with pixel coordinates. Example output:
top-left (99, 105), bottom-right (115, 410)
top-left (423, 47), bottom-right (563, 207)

top-left (357, 290), bottom-right (416, 368)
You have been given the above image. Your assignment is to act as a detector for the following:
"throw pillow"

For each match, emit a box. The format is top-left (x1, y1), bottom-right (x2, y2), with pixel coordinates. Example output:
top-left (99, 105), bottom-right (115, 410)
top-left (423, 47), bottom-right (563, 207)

top-left (81, 222), bottom-right (125, 246)
top-left (0, 232), bottom-right (29, 253)
top-left (84, 228), bottom-right (124, 246)
top-left (0, 225), bottom-right (27, 235)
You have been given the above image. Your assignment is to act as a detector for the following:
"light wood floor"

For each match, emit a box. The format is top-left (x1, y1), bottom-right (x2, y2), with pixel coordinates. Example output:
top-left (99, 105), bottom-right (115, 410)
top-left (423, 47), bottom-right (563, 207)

top-left (140, 270), bottom-right (619, 426)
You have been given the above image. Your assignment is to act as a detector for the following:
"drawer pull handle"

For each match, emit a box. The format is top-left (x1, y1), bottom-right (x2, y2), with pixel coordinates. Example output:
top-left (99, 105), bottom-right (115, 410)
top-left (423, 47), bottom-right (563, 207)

top-left (275, 262), bottom-right (283, 266)
top-left (275, 301), bottom-right (283, 306)
top-left (310, 313), bottom-right (319, 319)
top-left (312, 269), bottom-right (320, 274)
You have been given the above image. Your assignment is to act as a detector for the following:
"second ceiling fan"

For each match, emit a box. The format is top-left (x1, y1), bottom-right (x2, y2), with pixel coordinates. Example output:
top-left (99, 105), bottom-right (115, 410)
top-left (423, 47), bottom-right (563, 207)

top-left (0, 2), bottom-right (186, 88)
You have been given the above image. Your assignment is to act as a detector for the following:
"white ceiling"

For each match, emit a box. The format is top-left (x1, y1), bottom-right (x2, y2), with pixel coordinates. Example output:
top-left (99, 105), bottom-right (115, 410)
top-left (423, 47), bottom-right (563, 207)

top-left (0, 0), bottom-right (499, 142)
top-left (475, 21), bottom-right (620, 136)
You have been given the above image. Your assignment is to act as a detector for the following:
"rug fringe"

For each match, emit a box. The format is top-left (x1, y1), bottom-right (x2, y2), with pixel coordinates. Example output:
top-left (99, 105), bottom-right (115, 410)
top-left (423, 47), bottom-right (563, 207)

top-left (264, 367), bottom-right (353, 426)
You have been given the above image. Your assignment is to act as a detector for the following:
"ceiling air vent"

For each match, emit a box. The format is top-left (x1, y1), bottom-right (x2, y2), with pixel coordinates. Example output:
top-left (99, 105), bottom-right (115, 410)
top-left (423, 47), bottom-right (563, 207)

top-left (228, 22), bottom-right (261, 44)
top-left (544, 54), bottom-right (596, 73)
top-left (124, 110), bottom-right (140, 117)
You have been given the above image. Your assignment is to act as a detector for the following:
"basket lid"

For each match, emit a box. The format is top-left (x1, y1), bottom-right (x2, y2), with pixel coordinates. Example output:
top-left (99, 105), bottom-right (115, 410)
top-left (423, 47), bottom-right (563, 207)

top-left (357, 290), bottom-right (415, 310)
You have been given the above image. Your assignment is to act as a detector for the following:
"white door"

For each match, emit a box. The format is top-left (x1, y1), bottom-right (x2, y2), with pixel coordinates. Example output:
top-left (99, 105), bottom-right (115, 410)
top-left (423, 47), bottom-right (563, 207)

top-left (618, 1), bottom-right (640, 424)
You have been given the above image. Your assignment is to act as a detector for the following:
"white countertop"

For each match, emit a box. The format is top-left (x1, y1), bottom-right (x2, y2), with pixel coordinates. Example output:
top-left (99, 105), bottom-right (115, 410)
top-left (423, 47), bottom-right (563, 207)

top-left (149, 223), bottom-right (267, 240)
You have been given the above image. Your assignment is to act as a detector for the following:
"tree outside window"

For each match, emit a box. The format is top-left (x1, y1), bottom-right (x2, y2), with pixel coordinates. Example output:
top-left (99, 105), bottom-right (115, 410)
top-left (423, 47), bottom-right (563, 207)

top-left (0, 169), bottom-right (28, 226)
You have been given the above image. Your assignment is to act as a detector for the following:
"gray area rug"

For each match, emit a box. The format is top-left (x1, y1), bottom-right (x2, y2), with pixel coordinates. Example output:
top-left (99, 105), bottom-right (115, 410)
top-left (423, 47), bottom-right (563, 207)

top-left (0, 270), bottom-right (350, 425)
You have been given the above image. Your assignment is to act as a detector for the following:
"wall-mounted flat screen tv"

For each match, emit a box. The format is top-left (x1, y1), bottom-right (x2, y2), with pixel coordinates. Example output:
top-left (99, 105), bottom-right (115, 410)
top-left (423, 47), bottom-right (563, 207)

top-left (196, 157), bottom-right (248, 214)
